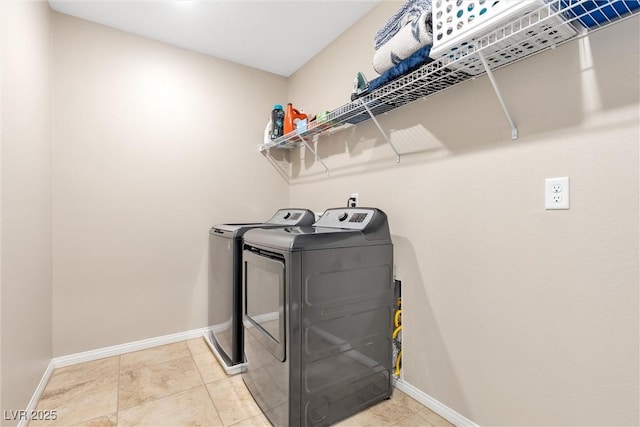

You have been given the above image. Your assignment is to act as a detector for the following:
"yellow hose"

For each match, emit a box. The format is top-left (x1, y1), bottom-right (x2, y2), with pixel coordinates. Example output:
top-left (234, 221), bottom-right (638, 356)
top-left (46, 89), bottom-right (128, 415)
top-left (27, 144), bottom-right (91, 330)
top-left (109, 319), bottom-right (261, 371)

top-left (394, 309), bottom-right (402, 328)
top-left (393, 303), bottom-right (402, 376)
top-left (394, 350), bottom-right (402, 377)
top-left (392, 324), bottom-right (402, 340)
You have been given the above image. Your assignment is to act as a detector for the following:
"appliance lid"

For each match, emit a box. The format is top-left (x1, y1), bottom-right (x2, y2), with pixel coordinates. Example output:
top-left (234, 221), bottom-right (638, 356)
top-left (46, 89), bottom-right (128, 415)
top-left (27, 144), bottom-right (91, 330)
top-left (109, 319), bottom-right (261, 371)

top-left (211, 208), bottom-right (315, 238)
top-left (243, 208), bottom-right (392, 251)
top-left (210, 223), bottom-right (264, 239)
top-left (212, 223), bottom-right (263, 233)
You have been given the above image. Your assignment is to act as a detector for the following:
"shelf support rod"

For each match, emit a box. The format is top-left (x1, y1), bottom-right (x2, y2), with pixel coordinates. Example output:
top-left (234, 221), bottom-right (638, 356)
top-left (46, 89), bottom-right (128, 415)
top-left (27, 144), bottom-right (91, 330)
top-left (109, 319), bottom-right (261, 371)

top-left (296, 134), bottom-right (330, 176)
top-left (260, 149), bottom-right (291, 183)
top-left (360, 100), bottom-right (401, 163)
top-left (478, 51), bottom-right (518, 140)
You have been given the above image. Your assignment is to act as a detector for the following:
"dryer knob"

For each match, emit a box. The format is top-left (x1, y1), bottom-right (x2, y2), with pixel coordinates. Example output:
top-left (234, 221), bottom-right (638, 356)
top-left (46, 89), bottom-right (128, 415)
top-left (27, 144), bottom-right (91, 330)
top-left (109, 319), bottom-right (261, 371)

top-left (338, 212), bottom-right (349, 222)
top-left (283, 212), bottom-right (291, 219)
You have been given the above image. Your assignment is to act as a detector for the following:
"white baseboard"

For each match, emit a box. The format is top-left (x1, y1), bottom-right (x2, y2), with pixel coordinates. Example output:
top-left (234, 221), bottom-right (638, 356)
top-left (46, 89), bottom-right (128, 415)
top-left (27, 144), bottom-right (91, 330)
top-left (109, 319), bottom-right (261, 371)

top-left (24, 329), bottom-right (478, 427)
top-left (52, 327), bottom-right (209, 369)
top-left (393, 378), bottom-right (479, 427)
top-left (17, 360), bottom-right (56, 427)
top-left (20, 327), bottom-right (209, 426)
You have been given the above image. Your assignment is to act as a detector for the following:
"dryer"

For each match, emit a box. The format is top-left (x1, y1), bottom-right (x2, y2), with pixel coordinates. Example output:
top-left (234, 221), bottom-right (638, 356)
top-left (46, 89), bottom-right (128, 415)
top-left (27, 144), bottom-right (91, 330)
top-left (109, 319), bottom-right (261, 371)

top-left (241, 207), bottom-right (394, 427)
top-left (206, 208), bottom-right (315, 374)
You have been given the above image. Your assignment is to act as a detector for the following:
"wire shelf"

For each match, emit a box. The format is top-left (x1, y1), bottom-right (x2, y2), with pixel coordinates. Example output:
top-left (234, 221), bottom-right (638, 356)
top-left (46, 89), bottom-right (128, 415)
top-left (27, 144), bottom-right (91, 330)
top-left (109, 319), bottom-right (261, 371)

top-left (259, 0), bottom-right (639, 152)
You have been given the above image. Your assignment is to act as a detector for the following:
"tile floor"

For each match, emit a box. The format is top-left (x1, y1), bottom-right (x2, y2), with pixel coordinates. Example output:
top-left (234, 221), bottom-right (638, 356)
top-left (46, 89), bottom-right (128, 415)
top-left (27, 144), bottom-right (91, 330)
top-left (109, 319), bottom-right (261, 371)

top-left (30, 338), bottom-right (454, 427)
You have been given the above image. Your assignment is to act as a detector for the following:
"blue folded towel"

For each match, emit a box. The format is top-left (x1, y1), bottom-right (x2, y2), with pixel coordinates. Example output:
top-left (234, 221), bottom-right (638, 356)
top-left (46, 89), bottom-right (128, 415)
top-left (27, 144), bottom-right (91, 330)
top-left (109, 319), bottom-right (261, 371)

top-left (373, 10), bottom-right (433, 74)
top-left (374, 0), bottom-right (432, 50)
top-left (367, 44), bottom-right (434, 93)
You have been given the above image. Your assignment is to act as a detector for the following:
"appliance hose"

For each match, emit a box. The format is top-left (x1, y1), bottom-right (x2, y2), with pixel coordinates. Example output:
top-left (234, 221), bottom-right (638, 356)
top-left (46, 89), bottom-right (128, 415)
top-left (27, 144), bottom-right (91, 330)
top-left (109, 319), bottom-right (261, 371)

top-left (393, 297), bottom-right (402, 377)
top-left (392, 324), bottom-right (402, 340)
top-left (394, 350), bottom-right (402, 377)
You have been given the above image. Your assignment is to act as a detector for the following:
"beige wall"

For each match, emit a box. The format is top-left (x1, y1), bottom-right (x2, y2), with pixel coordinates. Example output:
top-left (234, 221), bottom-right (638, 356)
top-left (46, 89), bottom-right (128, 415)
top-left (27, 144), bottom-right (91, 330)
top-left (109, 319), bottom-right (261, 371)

top-left (288, 4), bottom-right (639, 426)
top-left (2, 3), bottom-right (638, 425)
top-left (51, 13), bottom-right (289, 356)
top-left (0, 0), bottom-right (53, 420)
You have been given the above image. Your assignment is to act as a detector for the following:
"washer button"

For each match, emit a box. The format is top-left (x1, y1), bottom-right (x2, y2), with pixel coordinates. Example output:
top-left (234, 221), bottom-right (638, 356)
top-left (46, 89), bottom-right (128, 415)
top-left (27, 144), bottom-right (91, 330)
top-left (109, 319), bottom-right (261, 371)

top-left (338, 212), bottom-right (349, 222)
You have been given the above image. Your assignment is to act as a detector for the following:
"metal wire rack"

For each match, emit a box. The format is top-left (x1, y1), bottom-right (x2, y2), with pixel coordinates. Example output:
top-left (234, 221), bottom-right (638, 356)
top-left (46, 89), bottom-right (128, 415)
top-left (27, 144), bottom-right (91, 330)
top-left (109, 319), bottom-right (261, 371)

top-left (259, 0), bottom-right (639, 174)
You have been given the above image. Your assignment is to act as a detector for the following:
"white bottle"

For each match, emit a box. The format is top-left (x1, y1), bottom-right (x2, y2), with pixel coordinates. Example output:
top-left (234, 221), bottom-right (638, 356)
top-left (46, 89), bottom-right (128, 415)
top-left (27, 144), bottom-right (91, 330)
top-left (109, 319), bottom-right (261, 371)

top-left (263, 119), bottom-right (272, 145)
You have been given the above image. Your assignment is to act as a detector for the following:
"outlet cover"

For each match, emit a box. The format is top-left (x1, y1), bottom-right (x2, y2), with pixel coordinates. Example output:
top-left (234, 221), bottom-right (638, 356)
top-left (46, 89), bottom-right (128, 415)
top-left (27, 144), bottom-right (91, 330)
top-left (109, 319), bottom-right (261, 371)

top-left (545, 177), bottom-right (569, 210)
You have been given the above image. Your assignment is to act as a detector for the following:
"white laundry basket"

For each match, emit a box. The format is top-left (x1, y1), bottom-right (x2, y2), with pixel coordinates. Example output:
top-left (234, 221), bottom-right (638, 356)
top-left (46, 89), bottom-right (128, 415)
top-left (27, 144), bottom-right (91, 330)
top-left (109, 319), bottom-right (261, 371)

top-left (430, 0), bottom-right (577, 74)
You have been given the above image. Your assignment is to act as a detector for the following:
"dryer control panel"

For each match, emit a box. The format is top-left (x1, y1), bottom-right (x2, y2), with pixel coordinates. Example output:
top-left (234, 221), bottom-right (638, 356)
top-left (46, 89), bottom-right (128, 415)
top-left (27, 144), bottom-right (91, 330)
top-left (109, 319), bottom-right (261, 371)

top-left (266, 209), bottom-right (316, 225)
top-left (314, 208), bottom-right (375, 229)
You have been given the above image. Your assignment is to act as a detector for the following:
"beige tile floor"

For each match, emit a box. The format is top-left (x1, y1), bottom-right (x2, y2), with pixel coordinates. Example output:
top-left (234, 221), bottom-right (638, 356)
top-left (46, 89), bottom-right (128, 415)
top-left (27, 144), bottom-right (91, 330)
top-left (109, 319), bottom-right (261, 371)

top-left (30, 338), bottom-right (454, 427)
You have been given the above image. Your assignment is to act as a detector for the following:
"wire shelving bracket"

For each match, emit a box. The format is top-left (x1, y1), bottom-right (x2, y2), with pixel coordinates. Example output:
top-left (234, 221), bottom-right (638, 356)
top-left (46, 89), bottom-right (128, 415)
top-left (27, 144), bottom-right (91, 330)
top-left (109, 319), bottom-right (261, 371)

top-left (296, 134), bottom-right (330, 176)
top-left (477, 51), bottom-right (518, 140)
top-left (260, 149), bottom-right (291, 182)
top-left (360, 99), bottom-right (401, 163)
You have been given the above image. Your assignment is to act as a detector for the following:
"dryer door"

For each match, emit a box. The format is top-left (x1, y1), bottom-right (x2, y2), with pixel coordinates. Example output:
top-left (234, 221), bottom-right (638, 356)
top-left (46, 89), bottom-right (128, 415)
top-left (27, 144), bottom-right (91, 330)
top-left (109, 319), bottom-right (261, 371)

top-left (243, 247), bottom-right (286, 362)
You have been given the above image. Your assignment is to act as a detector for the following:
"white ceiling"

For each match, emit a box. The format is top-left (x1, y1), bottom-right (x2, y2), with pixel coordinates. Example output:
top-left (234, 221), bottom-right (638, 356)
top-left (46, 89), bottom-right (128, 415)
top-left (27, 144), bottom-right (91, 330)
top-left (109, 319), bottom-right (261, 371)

top-left (48, 0), bottom-right (381, 76)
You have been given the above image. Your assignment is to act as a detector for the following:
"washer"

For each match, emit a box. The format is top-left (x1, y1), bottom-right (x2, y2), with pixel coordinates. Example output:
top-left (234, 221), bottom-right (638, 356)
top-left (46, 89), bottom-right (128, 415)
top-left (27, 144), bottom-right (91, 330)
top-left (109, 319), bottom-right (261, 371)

top-left (241, 207), bottom-right (394, 427)
top-left (205, 208), bottom-right (315, 375)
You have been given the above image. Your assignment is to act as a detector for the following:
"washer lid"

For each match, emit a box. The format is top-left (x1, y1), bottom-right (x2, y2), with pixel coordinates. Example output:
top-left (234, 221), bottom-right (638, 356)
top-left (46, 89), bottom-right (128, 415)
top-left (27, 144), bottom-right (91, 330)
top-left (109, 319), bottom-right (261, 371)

top-left (211, 208), bottom-right (315, 238)
top-left (243, 208), bottom-right (391, 251)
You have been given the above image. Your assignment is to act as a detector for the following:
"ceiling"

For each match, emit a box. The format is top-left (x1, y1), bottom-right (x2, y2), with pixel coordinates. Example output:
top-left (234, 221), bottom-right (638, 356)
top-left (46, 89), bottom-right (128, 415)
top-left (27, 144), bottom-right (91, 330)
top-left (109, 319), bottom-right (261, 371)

top-left (48, 0), bottom-right (382, 77)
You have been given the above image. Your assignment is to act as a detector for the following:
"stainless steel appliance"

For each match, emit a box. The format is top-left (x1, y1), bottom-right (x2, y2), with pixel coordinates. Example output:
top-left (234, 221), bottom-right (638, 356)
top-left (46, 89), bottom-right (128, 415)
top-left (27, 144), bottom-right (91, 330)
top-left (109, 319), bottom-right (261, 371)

top-left (206, 209), bottom-right (315, 374)
top-left (241, 208), bottom-right (394, 426)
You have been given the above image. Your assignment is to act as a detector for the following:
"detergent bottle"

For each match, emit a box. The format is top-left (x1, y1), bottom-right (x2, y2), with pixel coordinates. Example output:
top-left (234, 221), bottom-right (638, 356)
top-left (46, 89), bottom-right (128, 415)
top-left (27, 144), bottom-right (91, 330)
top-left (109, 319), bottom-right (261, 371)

top-left (270, 104), bottom-right (285, 140)
top-left (284, 103), bottom-right (307, 135)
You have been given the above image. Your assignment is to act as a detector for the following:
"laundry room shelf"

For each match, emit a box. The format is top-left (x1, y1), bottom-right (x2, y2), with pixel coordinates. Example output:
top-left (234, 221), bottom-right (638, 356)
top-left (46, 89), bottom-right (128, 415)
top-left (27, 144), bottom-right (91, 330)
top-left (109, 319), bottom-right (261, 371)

top-left (259, 0), bottom-right (639, 155)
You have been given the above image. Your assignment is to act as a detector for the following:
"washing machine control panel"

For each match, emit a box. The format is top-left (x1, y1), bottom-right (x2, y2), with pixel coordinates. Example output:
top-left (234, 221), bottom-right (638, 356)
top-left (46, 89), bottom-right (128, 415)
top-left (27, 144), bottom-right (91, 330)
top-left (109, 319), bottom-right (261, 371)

top-left (315, 208), bottom-right (375, 229)
top-left (267, 209), bottom-right (314, 225)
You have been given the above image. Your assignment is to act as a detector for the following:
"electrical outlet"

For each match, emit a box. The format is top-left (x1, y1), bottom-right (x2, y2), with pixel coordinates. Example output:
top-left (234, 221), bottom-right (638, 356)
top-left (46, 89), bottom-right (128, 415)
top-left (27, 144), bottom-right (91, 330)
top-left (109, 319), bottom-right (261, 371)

top-left (545, 177), bottom-right (569, 210)
top-left (349, 193), bottom-right (359, 207)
